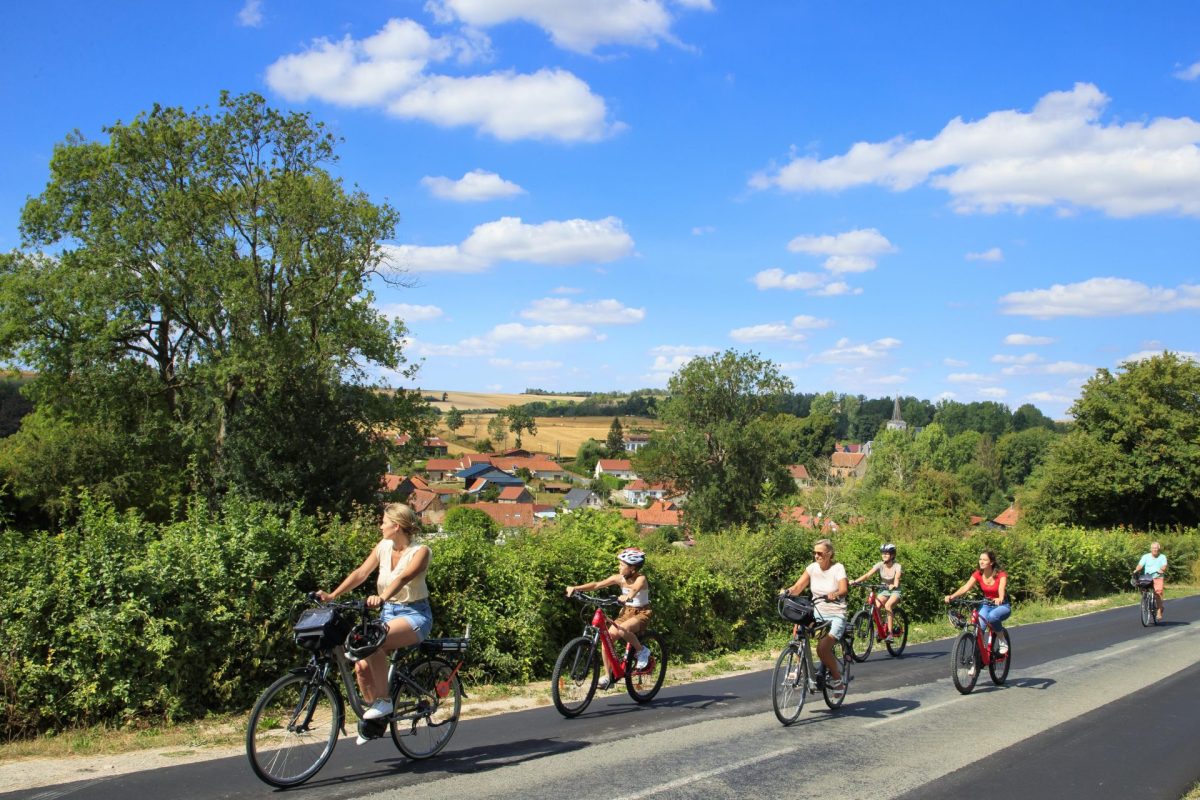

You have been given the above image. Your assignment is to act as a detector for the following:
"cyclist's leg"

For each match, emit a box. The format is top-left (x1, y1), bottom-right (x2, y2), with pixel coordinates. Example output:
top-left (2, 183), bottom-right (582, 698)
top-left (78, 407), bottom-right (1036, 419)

top-left (361, 604), bottom-right (432, 701)
top-left (883, 593), bottom-right (900, 633)
top-left (814, 614), bottom-right (845, 682)
top-left (1153, 577), bottom-right (1164, 618)
top-left (989, 602), bottom-right (1011, 630)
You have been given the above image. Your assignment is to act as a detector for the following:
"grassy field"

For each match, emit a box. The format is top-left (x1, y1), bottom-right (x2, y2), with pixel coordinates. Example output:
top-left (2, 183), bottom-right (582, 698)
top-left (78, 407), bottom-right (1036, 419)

top-left (437, 414), bottom-right (663, 458)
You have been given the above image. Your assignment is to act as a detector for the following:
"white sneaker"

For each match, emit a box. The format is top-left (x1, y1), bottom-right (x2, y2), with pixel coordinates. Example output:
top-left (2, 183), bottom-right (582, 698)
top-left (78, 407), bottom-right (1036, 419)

top-left (598, 674), bottom-right (611, 690)
top-left (362, 698), bottom-right (393, 720)
top-left (635, 647), bottom-right (651, 670)
top-left (967, 663), bottom-right (977, 678)
top-left (998, 639), bottom-right (1009, 655)
top-left (356, 734), bottom-right (371, 746)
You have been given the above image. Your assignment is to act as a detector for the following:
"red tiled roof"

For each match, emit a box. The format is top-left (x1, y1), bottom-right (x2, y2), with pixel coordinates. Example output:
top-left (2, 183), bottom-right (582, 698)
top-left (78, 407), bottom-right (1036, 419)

top-left (381, 474), bottom-right (405, 492)
top-left (408, 488), bottom-right (441, 513)
top-left (969, 515), bottom-right (985, 526)
top-left (469, 502), bottom-right (543, 528)
top-left (620, 500), bottom-right (681, 527)
top-left (424, 458), bottom-right (463, 472)
top-left (993, 505), bottom-right (1020, 527)
top-left (491, 456), bottom-right (562, 474)
top-left (787, 465), bottom-right (810, 480)
top-left (831, 452), bottom-right (865, 468)
top-left (597, 459), bottom-right (634, 471)
top-left (497, 485), bottom-right (530, 501)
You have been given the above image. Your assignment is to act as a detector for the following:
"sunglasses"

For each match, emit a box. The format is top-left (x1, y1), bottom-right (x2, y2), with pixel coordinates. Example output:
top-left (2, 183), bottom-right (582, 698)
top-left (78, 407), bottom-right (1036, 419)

top-left (812, 550), bottom-right (828, 557)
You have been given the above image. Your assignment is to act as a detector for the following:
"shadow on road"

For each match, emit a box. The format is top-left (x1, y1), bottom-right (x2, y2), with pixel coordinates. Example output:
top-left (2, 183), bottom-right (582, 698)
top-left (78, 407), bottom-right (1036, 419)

top-left (773, 695), bottom-right (922, 728)
top-left (558, 691), bottom-right (736, 720)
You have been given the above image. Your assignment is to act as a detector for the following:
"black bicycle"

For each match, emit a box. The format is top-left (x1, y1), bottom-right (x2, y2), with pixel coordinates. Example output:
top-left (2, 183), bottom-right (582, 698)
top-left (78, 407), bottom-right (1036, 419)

top-left (771, 594), bottom-right (852, 725)
top-left (245, 596), bottom-right (469, 788)
top-left (1133, 574), bottom-right (1159, 627)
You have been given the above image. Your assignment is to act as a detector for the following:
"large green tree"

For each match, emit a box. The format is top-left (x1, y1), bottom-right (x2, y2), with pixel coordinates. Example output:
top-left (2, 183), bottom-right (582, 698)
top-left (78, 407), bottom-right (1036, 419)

top-left (0, 93), bottom-right (423, 522)
top-left (1025, 352), bottom-right (1200, 527)
top-left (635, 350), bottom-right (793, 532)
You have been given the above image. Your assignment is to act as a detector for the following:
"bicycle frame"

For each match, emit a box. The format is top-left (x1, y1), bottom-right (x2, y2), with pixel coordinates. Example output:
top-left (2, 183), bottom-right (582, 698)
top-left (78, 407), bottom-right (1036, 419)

top-left (964, 604), bottom-right (997, 667)
top-left (859, 587), bottom-right (890, 638)
top-left (584, 605), bottom-right (631, 682)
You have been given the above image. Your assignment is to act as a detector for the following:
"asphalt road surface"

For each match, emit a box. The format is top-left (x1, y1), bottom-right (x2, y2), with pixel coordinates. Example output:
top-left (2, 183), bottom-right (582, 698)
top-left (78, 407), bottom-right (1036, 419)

top-left (10, 595), bottom-right (1199, 800)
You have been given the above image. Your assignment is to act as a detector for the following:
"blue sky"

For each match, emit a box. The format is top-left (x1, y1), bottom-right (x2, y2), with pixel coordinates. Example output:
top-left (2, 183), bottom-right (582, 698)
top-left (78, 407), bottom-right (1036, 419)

top-left (3, 2), bottom-right (1199, 417)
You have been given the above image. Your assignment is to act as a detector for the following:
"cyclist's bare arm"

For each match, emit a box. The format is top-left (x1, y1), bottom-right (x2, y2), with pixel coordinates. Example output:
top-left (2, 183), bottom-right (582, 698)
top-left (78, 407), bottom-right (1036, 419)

top-left (852, 564), bottom-right (879, 584)
top-left (318, 549), bottom-right (381, 601)
top-left (566, 573), bottom-right (622, 596)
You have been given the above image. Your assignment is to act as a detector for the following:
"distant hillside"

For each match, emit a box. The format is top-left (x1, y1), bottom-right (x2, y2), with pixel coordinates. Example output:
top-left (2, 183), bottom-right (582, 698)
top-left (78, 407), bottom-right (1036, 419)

top-left (423, 390), bottom-right (591, 413)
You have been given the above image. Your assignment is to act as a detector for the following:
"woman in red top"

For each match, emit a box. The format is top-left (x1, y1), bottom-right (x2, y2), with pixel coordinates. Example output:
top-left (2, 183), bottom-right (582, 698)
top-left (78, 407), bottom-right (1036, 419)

top-left (944, 550), bottom-right (1010, 654)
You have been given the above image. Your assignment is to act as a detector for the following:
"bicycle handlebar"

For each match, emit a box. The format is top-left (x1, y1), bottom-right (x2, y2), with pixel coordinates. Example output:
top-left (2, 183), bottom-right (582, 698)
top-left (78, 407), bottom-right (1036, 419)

top-left (948, 597), bottom-right (995, 607)
top-left (850, 582), bottom-right (894, 591)
top-left (567, 590), bottom-right (624, 607)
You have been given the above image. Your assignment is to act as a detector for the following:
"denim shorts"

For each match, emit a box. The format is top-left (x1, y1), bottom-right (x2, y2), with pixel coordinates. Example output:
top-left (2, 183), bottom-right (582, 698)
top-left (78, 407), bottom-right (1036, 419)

top-left (814, 609), bottom-right (846, 639)
top-left (380, 599), bottom-right (433, 642)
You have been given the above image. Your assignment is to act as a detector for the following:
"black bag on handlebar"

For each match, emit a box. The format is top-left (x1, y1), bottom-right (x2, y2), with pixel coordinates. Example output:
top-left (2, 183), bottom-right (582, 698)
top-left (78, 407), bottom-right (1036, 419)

top-left (778, 595), bottom-right (816, 625)
top-left (293, 607), bottom-right (353, 651)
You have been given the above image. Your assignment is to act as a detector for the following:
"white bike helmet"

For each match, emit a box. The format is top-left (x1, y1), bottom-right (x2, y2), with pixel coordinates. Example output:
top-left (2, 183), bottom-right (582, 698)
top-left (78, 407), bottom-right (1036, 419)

top-left (617, 547), bottom-right (646, 568)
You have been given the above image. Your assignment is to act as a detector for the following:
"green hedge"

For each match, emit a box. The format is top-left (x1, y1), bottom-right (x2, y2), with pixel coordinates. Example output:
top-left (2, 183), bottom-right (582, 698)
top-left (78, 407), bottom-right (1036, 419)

top-left (1, 497), bottom-right (1197, 738)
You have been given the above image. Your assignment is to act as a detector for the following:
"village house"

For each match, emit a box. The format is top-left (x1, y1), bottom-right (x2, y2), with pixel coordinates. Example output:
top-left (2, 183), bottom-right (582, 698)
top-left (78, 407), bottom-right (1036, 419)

top-left (622, 479), bottom-right (672, 506)
top-left (468, 502), bottom-right (555, 530)
top-left (619, 499), bottom-right (682, 531)
top-left (496, 485), bottom-right (534, 504)
top-left (595, 458), bottom-right (638, 481)
top-left (394, 433), bottom-right (450, 456)
top-left (787, 465), bottom-right (811, 490)
top-left (622, 434), bottom-right (651, 453)
top-left (829, 451), bottom-right (868, 482)
top-left (563, 488), bottom-right (604, 511)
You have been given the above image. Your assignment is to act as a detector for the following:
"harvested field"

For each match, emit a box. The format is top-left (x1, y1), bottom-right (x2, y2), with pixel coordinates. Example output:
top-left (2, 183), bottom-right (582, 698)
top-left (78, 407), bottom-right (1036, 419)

top-left (436, 415), bottom-right (661, 459)
top-left (423, 391), bottom-right (589, 413)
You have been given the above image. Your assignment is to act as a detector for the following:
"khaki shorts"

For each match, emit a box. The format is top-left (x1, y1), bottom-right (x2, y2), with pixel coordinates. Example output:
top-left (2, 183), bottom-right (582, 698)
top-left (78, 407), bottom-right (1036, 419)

top-left (614, 605), bottom-right (652, 636)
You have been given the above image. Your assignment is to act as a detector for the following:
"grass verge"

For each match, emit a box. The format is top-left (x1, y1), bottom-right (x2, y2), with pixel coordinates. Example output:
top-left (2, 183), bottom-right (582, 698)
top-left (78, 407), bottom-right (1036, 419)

top-left (3, 585), bottom-right (1195, 763)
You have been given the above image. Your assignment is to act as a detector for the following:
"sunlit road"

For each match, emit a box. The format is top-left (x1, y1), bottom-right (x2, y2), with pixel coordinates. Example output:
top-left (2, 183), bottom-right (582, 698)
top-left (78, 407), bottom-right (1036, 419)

top-left (10, 596), bottom-right (1199, 800)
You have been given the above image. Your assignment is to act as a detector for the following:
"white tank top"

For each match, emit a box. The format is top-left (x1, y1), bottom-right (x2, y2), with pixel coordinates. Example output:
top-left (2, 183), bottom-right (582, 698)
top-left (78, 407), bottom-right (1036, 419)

top-left (621, 577), bottom-right (650, 608)
top-left (376, 539), bottom-right (429, 604)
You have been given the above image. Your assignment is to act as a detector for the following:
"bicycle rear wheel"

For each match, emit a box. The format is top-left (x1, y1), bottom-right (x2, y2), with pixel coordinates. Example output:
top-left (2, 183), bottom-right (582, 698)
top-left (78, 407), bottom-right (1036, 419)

top-left (625, 631), bottom-right (667, 703)
top-left (246, 673), bottom-right (341, 788)
top-left (390, 657), bottom-right (461, 760)
top-left (988, 630), bottom-right (1011, 685)
top-left (771, 643), bottom-right (808, 725)
top-left (821, 636), bottom-right (851, 709)
top-left (551, 636), bottom-right (599, 717)
top-left (885, 607), bottom-right (909, 657)
top-left (848, 609), bottom-right (874, 662)
top-left (952, 631), bottom-right (979, 694)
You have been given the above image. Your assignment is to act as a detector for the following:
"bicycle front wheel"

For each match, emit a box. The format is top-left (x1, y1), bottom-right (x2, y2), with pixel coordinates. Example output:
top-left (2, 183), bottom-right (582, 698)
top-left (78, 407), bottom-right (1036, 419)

top-left (848, 609), bottom-right (874, 662)
top-left (625, 631), bottom-right (668, 703)
top-left (821, 636), bottom-right (851, 709)
top-left (885, 607), bottom-right (909, 657)
top-left (246, 673), bottom-right (341, 788)
top-left (551, 636), bottom-right (599, 717)
top-left (771, 643), bottom-right (808, 725)
top-left (988, 630), bottom-right (1011, 685)
top-left (1141, 591), bottom-right (1154, 627)
top-left (952, 631), bottom-right (979, 694)
top-left (391, 657), bottom-right (462, 760)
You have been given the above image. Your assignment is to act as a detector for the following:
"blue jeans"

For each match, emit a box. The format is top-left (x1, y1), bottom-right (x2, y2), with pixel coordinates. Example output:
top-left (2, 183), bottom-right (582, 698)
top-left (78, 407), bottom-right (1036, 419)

top-left (977, 602), bottom-right (1010, 632)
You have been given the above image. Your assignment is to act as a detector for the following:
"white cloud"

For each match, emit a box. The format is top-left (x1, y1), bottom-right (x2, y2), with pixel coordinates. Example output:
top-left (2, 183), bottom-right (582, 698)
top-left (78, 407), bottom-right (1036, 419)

top-left (966, 247), bottom-right (1004, 262)
top-left (979, 387), bottom-right (1008, 398)
top-left (426, 0), bottom-right (711, 54)
top-left (405, 335), bottom-right (495, 358)
top-left (378, 302), bottom-right (444, 322)
top-left (729, 323), bottom-right (806, 343)
top-left (551, 286), bottom-right (582, 295)
top-left (1027, 390), bottom-right (1075, 404)
top-left (644, 344), bottom-right (717, 383)
top-left (1042, 361), bottom-right (1095, 375)
top-left (1175, 61), bottom-right (1200, 81)
top-left (750, 83), bottom-right (1200, 218)
top-left (943, 358), bottom-right (968, 368)
top-left (1004, 333), bottom-right (1055, 345)
top-left (383, 215), bottom-right (634, 274)
top-left (813, 337), bottom-right (901, 364)
top-left (790, 315), bottom-right (831, 329)
top-left (692, 225), bottom-right (716, 236)
top-left (870, 374), bottom-right (908, 386)
top-left (787, 228), bottom-right (897, 273)
top-left (521, 297), bottom-right (645, 325)
top-left (1122, 349), bottom-right (1199, 364)
top-left (266, 20), bottom-right (617, 142)
top-left (490, 322), bottom-right (602, 347)
top-left (811, 281), bottom-right (862, 296)
top-left (936, 391), bottom-right (957, 401)
top-left (1000, 277), bottom-right (1200, 318)
top-left (753, 268), bottom-right (825, 291)
top-left (991, 353), bottom-right (1042, 365)
top-left (421, 169), bottom-right (525, 201)
top-left (237, 0), bottom-right (263, 27)
top-left (488, 358), bottom-right (563, 371)
top-left (947, 373), bottom-right (991, 384)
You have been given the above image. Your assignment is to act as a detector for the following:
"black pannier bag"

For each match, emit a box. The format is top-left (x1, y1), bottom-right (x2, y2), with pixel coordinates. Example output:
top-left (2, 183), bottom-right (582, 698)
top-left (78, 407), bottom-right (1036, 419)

top-left (778, 594), bottom-right (816, 625)
top-left (293, 606), bottom-right (353, 651)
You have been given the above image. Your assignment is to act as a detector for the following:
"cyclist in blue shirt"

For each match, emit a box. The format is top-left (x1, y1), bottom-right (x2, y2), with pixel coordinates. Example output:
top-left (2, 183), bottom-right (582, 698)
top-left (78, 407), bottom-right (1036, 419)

top-left (1133, 541), bottom-right (1168, 622)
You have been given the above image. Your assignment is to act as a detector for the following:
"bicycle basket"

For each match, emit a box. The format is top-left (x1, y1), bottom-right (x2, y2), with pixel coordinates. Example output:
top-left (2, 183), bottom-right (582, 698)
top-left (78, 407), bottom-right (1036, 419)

top-left (778, 595), bottom-right (816, 625)
top-left (1135, 575), bottom-right (1154, 589)
top-left (293, 606), bottom-right (353, 651)
top-left (947, 606), bottom-right (968, 629)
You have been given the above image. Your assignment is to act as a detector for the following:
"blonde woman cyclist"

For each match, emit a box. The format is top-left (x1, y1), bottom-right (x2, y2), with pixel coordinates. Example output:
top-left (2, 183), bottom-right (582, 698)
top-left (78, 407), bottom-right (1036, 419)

top-left (782, 538), bottom-right (848, 690)
top-left (852, 543), bottom-right (902, 640)
top-left (317, 503), bottom-right (432, 726)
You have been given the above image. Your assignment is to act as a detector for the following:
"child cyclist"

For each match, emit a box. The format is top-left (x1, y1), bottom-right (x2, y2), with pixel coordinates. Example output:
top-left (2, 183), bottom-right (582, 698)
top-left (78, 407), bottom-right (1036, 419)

top-left (566, 548), bottom-right (652, 686)
top-left (852, 543), bottom-right (903, 640)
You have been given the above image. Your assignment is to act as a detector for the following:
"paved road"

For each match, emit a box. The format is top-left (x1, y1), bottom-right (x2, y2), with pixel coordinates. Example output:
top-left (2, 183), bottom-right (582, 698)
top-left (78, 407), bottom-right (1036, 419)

top-left (10, 596), bottom-right (1199, 800)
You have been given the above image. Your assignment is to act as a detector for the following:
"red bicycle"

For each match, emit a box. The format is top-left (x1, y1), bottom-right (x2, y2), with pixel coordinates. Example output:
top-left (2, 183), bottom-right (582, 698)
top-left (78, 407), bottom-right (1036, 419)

top-left (551, 591), bottom-right (668, 717)
top-left (947, 598), bottom-right (1010, 693)
top-left (848, 582), bottom-right (908, 661)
